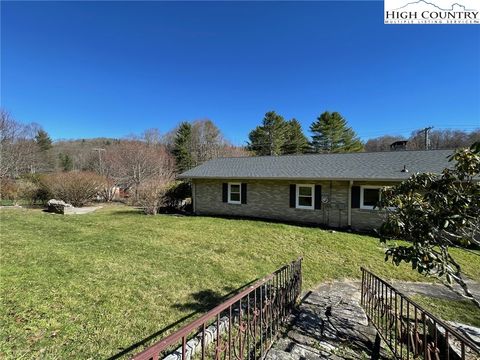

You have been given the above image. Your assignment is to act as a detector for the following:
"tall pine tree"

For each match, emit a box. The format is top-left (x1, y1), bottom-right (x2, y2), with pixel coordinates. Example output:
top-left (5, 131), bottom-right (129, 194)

top-left (248, 111), bottom-right (287, 156)
top-left (34, 129), bottom-right (54, 172)
top-left (310, 111), bottom-right (363, 153)
top-left (281, 119), bottom-right (310, 154)
top-left (35, 129), bottom-right (52, 151)
top-left (58, 153), bottom-right (73, 171)
top-left (172, 122), bottom-right (194, 173)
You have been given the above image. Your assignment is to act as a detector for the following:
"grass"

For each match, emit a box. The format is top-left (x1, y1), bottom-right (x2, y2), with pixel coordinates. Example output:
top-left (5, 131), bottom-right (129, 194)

top-left (411, 295), bottom-right (480, 328)
top-left (1, 205), bottom-right (478, 359)
top-left (0, 199), bottom-right (14, 206)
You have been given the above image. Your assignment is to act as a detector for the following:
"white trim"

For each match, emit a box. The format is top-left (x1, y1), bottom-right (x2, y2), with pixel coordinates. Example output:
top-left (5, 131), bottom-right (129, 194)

top-left (181, 176), bottom-right (406, 182)
top-left (360, 185), bottom-right (382, 210)
top-left (295, 184), bottom-right (315, 210)
top-left (227, 182), bottom-right (242, 204)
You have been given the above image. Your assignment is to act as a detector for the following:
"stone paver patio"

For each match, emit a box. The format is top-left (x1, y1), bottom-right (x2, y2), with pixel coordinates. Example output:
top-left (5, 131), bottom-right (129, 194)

top-left (266, 281), bottom-right (390, 360)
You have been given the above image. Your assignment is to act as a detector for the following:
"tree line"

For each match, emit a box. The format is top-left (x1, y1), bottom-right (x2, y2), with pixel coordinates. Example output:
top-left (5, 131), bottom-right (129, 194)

top-left (1, 110), bottom-right (248, 178)
top-left (247, 110), bottom-right (480, 156)
top-left (1, 107), bottom-right (478, 211)
top-left (247, 110), bottom-right (363, 156)
top-left (0, 110), bottom-right (247, 212)
top-left (365, 129), bottom-right (480, 152)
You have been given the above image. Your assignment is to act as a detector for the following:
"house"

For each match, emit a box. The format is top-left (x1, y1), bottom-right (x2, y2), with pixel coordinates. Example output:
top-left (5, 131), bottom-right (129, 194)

top-left (390, 140), bottom-right (408, 151)
top-left (179, 150), bottom-right (453, 230)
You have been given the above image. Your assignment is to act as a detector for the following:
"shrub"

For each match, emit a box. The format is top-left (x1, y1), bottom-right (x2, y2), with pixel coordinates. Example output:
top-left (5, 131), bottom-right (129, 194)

top-left (42, 171), bottom-right (105, 207)
top-left (137, 176), bottom-right (174, 215)
top-left (0, 178), bottom-right (18, 202)
top-left (33, 183), bottom-right (52, 205)
top-left (379, 143), bottom-right (480, 307)
top-left (164, 181), bottom-right (192, 210)
top-left (16, 179), bottom-right (40, 205)
top-left (17, 174), bottom-right (51, 205)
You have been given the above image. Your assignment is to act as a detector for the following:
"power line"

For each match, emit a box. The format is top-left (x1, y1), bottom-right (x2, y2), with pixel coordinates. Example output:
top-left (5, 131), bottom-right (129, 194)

top-left (418, 126), bottom-right (434, 150)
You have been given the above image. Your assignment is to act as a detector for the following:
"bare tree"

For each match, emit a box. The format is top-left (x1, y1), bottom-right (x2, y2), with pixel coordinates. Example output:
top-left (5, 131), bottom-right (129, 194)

top-left (191, 119), bottom-right (224, 164)
top-left (142, 128), bottom-right (162, 147)
top-left (137, 172), bottom-right (175, 214)
top-left (364, 135), bottom-right (406, 152)
top-left (98, 177), bottom-right (118, 202)
top-left (165, 119), bottom-right (249, 169)
top-left (103, 140), bottom-right (175, 202)
top-left (409, 128), bottom-right (480, 150)
top-left (0, 110), bottom-right (41, 179)
top-left (217, 144), bottom-right (250, 158)
top-left (364, 129), bottom-right (480, 152)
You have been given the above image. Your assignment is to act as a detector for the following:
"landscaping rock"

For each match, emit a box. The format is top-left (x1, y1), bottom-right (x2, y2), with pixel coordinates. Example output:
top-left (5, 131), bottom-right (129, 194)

top-left (47, 199), bottom-right (73, 214)
top-left (46, 200), bottom-right (101, 215)
top-left (161, 316), bottom-right (230, 360)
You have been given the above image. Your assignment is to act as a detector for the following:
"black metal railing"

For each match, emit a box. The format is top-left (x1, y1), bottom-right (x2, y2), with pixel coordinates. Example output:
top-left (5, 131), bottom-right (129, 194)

top-left (132, 258), bottom-right (303, 360)
top-left (361, 267), bottom-right (480, 360)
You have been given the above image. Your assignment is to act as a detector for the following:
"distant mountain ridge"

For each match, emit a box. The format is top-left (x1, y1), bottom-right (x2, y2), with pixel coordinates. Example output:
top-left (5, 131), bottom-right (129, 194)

top-left (393, 0), bottom-right (475, 11)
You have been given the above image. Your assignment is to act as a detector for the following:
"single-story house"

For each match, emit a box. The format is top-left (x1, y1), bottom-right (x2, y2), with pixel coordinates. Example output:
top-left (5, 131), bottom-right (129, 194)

top-left (179, 150), bottom-right (453, 230)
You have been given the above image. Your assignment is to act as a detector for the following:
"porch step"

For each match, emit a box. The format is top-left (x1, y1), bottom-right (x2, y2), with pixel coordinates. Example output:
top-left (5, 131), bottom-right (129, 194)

top-left (266, 281), bottom-right (391, 360)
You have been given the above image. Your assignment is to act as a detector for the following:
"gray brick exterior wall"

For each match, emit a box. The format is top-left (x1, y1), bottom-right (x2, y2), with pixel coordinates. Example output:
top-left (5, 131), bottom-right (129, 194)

top-left (192, 179), bottom-right (397, 231)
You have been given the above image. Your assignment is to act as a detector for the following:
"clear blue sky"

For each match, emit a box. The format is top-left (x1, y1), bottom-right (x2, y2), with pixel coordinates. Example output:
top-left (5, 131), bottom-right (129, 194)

top-left (2, 1), bottom-right (479, 144)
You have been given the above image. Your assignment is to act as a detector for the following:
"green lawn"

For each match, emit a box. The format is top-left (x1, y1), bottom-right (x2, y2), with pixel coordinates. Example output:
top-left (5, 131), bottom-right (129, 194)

top-left (1, 205), bottom-right (478, 359)
top-left (411, 295), bottom-right (480, 328)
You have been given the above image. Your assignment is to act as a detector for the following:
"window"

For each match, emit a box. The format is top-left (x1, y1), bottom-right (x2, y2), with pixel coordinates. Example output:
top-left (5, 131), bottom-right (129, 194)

top-left (296, 184), bottom-right (314, 210)
top-left (360, 186), bottom-right (381, 210)
top-left (228, 183), bottom-right (241, 204)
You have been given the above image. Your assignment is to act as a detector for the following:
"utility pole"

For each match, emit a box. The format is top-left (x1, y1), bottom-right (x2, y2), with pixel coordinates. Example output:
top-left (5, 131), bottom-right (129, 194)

top-left (419, 127), bottom-right (434, 150)
top-left (93, 148), bottom-right (106, 175)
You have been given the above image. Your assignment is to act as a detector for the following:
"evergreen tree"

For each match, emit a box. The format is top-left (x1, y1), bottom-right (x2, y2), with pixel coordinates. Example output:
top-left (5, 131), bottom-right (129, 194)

top-left (35, 129), bottom-right (52, 151)
top-left (310, 111), bottom-right (363, 153)
top-left (172, 122), bottom-right (194, 173)
top-left (34, 129), bottom-right (54, 172)
top-left (58, 153), bottom-right (73, 171)
top-left (248, 111), bottom-right (287, 156)
top-left (281, 119), bottom-right (311, 154)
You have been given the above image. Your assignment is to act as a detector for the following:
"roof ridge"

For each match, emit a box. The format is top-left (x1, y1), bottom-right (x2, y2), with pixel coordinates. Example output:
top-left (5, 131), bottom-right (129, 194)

top-left (209, 148), bottom-right (454, 161)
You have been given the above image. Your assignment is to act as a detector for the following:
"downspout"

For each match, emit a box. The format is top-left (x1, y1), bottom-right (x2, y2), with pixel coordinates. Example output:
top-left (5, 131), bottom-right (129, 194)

top-left (347, 180), bottom-right (353, 227)
top-left (328, 181), bottom-right (333, 226)
top-left (192, 180), bottom-right (196, 214)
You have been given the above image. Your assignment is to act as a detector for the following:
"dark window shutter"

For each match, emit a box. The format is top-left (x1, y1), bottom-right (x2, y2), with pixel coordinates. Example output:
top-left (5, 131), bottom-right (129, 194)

top-left (241, 183), bottom-right (247, 204)
top-left (314, 185), bottom-right (322, 210)
top-left (289, 184), bottom-right (296, 208)
top-left (351, 186), bottom-right (360, 208)
top-left (222, 183), bottom-right (228, 203)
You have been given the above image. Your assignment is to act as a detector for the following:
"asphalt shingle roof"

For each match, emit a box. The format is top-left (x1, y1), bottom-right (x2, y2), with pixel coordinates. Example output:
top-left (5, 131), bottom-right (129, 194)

top-left (179, 150), bottom-right (455, 181)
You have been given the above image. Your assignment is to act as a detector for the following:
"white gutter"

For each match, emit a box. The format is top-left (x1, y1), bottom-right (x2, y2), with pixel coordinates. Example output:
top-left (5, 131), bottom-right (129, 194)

top-left (179, 176), bottom-right (405, 182)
